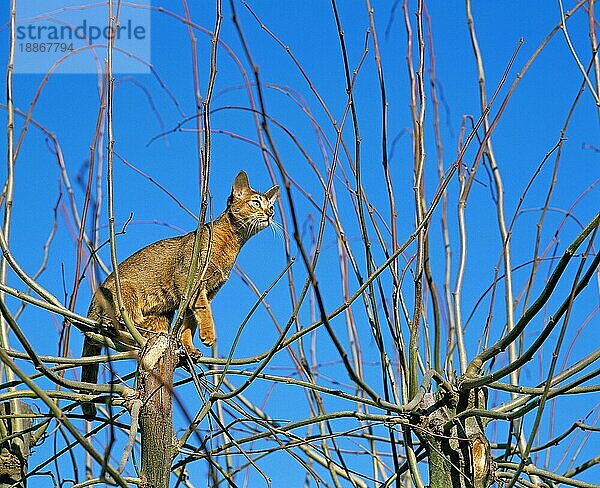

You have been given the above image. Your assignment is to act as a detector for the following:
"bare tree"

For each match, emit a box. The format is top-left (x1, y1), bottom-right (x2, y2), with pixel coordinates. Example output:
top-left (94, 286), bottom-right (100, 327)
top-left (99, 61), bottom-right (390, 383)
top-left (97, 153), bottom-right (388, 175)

top-left (1, 1), bottom-right (599, 487)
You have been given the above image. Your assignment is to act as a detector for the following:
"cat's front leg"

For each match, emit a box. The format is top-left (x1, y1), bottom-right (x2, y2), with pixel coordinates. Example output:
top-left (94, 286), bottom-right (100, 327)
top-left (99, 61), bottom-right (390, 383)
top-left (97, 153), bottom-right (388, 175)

top-left (193, 287), bottom-right (216, 346)
top-left (180, 314), bottom-right (202, 360)
top-left (180, 288), bottom-right (215, 361)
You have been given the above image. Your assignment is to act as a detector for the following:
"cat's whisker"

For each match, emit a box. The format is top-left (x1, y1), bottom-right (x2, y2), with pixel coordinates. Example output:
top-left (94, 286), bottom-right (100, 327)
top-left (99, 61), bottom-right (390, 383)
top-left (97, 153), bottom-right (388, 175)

top-left (271, 221), bottom-right (287, 242)
top-left (269, 223), bottom-right (278, 241)
top-left (252, 219), bottom-right (260, 238)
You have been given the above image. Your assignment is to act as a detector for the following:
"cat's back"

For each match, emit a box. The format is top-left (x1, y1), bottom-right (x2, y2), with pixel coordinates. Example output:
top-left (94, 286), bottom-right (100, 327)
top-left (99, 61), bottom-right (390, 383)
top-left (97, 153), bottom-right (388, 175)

top-left (87, 233), bottom-right (195, 319)
top-left (117, 232), bottom-right (193, 279)
top-left (98, 232), bottom-right (193, 291)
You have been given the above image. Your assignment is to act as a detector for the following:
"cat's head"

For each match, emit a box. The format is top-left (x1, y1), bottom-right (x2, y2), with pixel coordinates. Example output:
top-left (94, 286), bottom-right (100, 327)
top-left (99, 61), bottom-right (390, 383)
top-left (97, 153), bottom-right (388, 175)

top-left (226, 171), bottom-right (279, 238)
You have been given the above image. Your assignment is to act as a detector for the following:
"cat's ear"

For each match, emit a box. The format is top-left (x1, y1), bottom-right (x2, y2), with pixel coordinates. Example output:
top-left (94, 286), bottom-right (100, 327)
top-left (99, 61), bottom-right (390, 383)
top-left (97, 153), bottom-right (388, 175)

top-left (232, 171), bottom-right (250, 197)
top-left (265, 185), bottom-right (280, 204)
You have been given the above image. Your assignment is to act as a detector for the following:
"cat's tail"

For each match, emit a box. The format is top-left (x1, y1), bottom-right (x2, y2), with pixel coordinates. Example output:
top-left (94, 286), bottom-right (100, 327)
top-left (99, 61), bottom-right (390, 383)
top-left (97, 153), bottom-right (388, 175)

top-left (81, 335), bottom-right (101, 420)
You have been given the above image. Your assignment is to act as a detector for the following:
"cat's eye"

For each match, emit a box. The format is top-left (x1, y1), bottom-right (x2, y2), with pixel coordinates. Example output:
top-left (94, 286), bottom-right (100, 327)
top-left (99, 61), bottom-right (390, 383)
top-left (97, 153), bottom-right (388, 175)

top-left (250, 199), bottom-right (261, 208)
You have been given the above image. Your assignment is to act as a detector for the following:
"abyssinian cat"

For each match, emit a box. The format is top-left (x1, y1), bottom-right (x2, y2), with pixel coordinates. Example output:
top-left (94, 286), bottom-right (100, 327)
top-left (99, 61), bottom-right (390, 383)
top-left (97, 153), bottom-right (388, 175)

top-left (81, 171), bottom-right (279, 418)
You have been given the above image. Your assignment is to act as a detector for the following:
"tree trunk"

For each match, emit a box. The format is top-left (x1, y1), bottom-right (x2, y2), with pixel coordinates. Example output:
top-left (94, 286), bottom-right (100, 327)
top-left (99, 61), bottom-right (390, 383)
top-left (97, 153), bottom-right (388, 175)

top-left (0, 401), bottom-right (33, 488)
top-left (458, 388), bottom-right (496, 488)
top-left (420, 388), bottom-right (495, 488)
top-left (138, 335), bottom-right (178, 488)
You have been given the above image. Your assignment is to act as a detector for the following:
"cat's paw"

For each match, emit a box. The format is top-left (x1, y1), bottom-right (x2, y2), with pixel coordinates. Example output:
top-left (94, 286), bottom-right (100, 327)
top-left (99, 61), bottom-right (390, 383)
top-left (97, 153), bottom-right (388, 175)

top-left (199, 321), bottom-right (216, 346)
top-left (178, 345), bottom-right (203, 366)
top-left (187, 348), bottom-right (203, 362)
top-left (199, 332), bottom-right (216, 347)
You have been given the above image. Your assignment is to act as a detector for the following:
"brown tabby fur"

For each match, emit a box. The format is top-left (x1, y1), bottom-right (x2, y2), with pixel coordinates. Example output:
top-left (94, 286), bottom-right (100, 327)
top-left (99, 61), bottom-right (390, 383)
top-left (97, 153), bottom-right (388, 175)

top-left (81, 171), bottom-right (279, 418)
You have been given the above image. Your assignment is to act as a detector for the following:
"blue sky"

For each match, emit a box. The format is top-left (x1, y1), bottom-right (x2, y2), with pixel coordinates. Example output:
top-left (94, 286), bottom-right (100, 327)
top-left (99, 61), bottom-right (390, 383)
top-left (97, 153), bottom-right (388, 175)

top-left (1, 1), bottom-right (599, 486)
